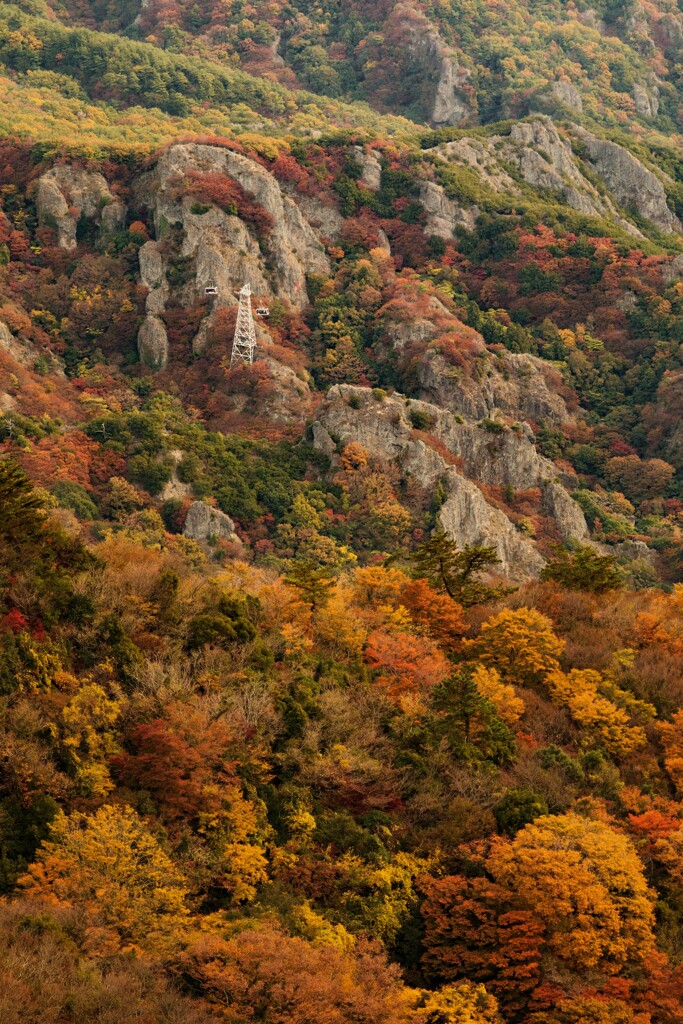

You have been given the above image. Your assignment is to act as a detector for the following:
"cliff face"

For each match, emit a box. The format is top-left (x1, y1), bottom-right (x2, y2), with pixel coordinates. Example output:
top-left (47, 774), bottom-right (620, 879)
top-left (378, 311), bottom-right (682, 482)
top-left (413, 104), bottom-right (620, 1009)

top-left (313, 385), bottom-right (588, 580)
top-left (36, 165), bottom-right (127, 251)
top-left (132, 142), bottom-right (332, 370)
top-left (424, 116), bottom-right (681, 239)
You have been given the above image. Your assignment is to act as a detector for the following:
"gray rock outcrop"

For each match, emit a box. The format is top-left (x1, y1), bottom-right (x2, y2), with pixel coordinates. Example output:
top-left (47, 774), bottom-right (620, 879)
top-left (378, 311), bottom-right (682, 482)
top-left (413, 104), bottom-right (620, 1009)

top-left (36, 165), bottom-right (125, 250)
top-left (290, 194), bottom-right (344, 241)
top-left (549, 80), bottom-right (583, 113)
top-left (183, 501), bottom-right (240, 542)
top-left (352, 146), bottom-right (382, 191)
top-left (139, 240), bottom-right (169, 316)
top-left (432, 56), bottom-right (473, 126)
top-left (662, 254), bottom-right (683, 284)
top-left (135, 143), bottom-right (330, 310)
top-left (439, 472), bottom-right (545, 581)
top-left (395, 5), bottom-right (475, 125)
top-left (0, 320), bottom-right (35, 368)
top-left (137, 315), bottom-right (168, 371)
top-left (312, 384), bottom-right (588, 579)
top-left (434, 137), bottom-right (519, 194)
top-left (416, 349), bottom-right (572, 426)
top-left (420, 181), bottom-right (479, 239)
top-left (633, 82), bottom-right (659, 118)
top-left (540, 478), bottom-right (589, 542)
top-left (425, 116), bottom-right (680, 239)
top-left (576, 130), bottom-right (680, 234)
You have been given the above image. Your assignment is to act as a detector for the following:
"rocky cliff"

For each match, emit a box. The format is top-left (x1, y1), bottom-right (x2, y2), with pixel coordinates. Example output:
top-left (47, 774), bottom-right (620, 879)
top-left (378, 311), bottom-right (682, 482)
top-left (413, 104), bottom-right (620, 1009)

top-left (424, 116), bottom-right (681, 239)
top-left (133, 143), bottom-right (332, 369)
top-left (312, 385), bottom-right (588, 580)
top-left (36, 165), bottom-right (126, 250)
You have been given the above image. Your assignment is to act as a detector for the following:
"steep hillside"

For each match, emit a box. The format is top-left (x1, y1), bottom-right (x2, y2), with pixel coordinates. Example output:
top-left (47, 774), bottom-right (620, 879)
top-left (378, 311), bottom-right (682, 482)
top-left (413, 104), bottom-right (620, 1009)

top-left (1, 2), bottom-right (683, 1023)
top-left (1, 127), bottom-right (681, 579)
top-left (44, 0), bottom-right (683, 134)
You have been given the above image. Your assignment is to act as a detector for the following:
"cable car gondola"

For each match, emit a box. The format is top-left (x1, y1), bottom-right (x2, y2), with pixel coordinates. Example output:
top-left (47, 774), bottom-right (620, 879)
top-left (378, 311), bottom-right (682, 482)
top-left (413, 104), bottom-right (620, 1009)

top-left (255, 307), bottom-right (270, 317)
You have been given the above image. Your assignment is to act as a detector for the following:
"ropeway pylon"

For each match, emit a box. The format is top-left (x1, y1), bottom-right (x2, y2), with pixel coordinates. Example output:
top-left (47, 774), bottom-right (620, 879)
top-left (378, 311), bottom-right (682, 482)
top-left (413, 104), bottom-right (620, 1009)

top-left (230, 283), bottom-right (257, 367)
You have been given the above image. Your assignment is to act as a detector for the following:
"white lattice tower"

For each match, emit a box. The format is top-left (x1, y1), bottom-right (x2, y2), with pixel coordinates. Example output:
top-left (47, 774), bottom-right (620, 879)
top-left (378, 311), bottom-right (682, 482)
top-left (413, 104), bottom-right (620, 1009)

top-left (230, 283), bottom-right (257, 367)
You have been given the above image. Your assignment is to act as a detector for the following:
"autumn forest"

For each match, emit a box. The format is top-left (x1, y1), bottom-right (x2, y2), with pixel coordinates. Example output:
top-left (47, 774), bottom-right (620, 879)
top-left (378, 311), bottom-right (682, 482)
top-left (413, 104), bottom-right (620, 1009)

top-left (1, 1), bottom-right (683, 1022)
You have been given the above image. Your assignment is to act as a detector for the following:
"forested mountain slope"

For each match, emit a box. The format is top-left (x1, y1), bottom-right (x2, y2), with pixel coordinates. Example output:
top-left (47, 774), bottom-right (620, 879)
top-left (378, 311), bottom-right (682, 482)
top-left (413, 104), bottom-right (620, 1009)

top-left (1, 1), bottom-right (683, 1023)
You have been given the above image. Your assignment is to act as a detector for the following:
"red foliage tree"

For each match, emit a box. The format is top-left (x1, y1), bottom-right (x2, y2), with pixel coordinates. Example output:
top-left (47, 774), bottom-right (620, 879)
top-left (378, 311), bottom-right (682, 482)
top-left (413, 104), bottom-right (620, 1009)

top-left (110, 703), bottom-right (237, 821)
top-left (420, 872), bottom-right (545, 1015)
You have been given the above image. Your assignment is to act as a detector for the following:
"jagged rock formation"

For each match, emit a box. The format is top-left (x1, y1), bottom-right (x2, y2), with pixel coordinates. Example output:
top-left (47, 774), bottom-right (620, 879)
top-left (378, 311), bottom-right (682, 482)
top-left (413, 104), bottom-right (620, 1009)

top-left (548, 80), bottom-right (583, 113)
top-left (420, 181), bottom-right (479, 238)
top-left (380, 298), bottom-right (572, 426)
top-left (36, 165), bottom-right (126, 250)
top-left (502, 119), bottom-right (614, 220)
top-left (662, 254), bottom-right (683, 283)
top-left (393, 4), bottom-right (475, 125)
top-left (135, 143), bottom-right (330, 310)
top-left (439, 474), bottom-right (545, 580)
top-left (133, 142), bottom-right (335, 367)
top-left (0, 320), bottom-right (37, 368)
top-left (313, 384), bottom-right (588, 579)
top-left (137, 239), bottom-right (170, 368)
top-left (540, 479), bottom-right (589, 542)
top-left (137, 314), bottom-right (168, 371)
top-left (417, 349), bottom-right (573, 426)
top-left (426, 116), bottom-right (681, 238)
top-left (352, 146), bottom-right (382, 190)
top-left (433, 137), bottom-right (519, 195)
top-left (290, 195), bottom-right (344, 242)
top-left (139, 240), bottom-right (169, 316)
top-left (633, 82), bottom-right (659, 118)
top-left (575, 129), bottom-right (681, 234)
top-left (183, 501), bottom-right (240, 542)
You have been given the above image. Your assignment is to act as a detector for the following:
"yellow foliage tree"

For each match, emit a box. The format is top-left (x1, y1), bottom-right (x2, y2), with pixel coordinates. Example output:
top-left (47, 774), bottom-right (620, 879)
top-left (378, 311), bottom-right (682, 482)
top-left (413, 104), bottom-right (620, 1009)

top-left (416, 982), bottom-right (502, 1024)
top-left (60, 681), bottom-right (122, 797)
top-left (659, 710), bottom-right (683, 796)
top-left (527, 996), bottom-right (639, 1024)
top-left (465, 608), bottom-right (564, 686)
top-left (546, 669), bottom-right (647, 758)
top-left (489, 813), bottom-right (655, 971)
top-left (199, 786), bottom-right (270, 903)
top-left (336, 851), bottom-right (432, 945)
top-left (471, 664), bottom-right (525, 726)
top-left (19, 804), bottom-right (190, 952)
top-left (314, 588), bottom-right (368, 658)
top-left (351, 565), bottom-right (410, 607)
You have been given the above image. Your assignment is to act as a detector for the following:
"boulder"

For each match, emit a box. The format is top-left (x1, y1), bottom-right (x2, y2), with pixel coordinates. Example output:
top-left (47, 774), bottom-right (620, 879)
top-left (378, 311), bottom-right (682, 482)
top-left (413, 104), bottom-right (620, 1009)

top-left (183, 501), bottom-right (240, 542)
